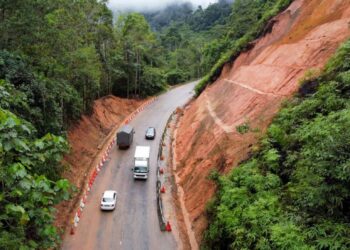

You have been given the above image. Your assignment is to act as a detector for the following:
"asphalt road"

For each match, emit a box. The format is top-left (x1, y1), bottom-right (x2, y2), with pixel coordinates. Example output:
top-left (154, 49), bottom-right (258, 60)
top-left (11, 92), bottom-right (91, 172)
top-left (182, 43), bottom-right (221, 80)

top-left (62, 81), bottom-right (197, 250)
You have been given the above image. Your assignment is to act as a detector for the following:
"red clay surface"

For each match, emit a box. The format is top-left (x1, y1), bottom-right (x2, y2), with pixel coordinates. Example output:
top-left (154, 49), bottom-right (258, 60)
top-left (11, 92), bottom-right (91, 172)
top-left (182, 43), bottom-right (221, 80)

top-left (55, 95), bottom-right (143, 233)
top-left (175, 0), bottom-right (350, 245)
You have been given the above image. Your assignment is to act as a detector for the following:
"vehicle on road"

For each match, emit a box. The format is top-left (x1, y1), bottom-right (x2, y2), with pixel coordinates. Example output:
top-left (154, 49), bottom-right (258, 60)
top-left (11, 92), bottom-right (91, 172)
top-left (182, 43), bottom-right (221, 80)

top-left (145, 127), bottom-right (156, 140)
top-left (100, 190), bottom-right (117, 211)
top-left (133, 146), bottom-right (150, 180)
top-left (117, 125), bottom-right (134, 149)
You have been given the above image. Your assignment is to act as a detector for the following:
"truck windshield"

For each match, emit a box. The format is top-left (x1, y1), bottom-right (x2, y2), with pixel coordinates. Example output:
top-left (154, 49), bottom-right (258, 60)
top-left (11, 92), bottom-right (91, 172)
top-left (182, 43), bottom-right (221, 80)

top-left (134, 167), bottom-right (148, 173)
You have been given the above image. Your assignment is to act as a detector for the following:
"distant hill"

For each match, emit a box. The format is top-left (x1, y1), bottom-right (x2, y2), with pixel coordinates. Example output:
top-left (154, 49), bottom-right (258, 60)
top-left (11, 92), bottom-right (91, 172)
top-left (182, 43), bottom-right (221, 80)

top-left (142, 2), bottom-right (193, 31)
top-left (143, 0), bottom-right (234, 32)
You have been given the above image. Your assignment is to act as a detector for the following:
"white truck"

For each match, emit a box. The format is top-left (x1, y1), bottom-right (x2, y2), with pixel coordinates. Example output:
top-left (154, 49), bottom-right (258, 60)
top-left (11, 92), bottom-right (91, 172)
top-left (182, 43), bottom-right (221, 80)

top-left (133, 146), bottom-right (150, 180)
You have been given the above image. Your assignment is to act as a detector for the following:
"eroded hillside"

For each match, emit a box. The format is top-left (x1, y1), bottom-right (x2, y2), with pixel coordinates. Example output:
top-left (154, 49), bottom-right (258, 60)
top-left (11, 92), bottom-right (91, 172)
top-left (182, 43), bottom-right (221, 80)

top-left (175, 0), bottom-right (350, 244)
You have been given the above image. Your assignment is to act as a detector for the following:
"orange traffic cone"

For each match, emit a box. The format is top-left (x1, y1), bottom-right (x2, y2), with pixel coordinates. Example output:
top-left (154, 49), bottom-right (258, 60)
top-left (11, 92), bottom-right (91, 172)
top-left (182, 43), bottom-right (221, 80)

top-left (160, 186), bottom-right (166, 193)
top-left (166, 221), bottom-right (172, 232)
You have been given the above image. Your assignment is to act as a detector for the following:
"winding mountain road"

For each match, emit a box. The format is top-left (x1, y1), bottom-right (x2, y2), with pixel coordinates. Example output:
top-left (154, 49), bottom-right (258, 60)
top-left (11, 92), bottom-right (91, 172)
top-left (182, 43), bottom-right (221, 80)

top-left (62, 81), bottom-right (196, 250)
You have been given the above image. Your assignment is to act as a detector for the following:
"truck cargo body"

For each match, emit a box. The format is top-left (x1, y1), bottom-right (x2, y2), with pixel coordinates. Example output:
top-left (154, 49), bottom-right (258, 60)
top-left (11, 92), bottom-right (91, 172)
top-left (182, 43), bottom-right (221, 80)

top-left (133, 146), bottom-right (150, 179)
top-left (117, 125), bottom-right (134, 149)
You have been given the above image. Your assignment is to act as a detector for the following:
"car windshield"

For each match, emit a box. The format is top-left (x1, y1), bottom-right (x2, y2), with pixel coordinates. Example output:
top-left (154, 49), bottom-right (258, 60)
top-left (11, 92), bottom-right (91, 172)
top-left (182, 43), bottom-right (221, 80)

top-left (102, 197), bottom-right (114, 202)
top-left (134, 167), bottom-right (148, 173)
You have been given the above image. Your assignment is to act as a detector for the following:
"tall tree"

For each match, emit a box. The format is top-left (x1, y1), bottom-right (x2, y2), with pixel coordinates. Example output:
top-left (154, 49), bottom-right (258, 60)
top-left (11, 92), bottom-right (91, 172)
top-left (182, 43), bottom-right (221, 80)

top-left (114, 13), bottom-right (164, 98)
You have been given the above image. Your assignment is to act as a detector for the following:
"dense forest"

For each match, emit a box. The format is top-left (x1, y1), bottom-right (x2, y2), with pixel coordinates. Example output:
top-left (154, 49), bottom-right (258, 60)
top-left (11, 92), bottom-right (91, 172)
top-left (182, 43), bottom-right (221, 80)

top-left (142, 0), bottom-right (235, 85)
top-left (204, 39), bottom-right (350, 249)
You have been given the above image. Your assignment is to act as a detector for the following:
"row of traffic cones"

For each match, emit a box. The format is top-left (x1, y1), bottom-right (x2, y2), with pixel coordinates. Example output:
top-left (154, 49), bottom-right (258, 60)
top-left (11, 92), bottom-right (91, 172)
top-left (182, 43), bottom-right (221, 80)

top-left (71, 137), bottom-right (115, 236)
top-left (159, 168), bottom-right (171, 232)
top-left (159, 164), bottom-right (169, 232)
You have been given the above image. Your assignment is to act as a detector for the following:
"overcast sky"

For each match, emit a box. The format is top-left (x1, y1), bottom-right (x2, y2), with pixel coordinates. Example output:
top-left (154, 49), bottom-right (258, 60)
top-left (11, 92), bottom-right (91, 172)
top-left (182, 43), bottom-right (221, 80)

top-left (107, 0), bottom-right (218, 13)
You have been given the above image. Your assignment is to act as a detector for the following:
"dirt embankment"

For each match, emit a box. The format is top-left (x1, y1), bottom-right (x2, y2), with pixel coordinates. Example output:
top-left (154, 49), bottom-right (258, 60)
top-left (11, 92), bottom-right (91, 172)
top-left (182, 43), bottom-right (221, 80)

top-left (175, 0), bottom-right (350, 245)
top-left (55, 95), bottom-right (143, 232)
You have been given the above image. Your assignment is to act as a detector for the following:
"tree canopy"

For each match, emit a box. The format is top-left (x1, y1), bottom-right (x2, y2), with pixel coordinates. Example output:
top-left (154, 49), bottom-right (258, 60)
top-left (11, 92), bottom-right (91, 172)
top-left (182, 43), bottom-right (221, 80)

top-left (0, 80), bottom-right (72, 248)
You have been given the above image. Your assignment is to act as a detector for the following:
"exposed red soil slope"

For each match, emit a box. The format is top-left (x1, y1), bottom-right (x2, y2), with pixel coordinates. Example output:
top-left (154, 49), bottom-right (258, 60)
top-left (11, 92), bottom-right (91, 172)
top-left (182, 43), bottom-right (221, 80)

top-left (55, 95), bottom-right (143, 232)
top-left (175, 0), bottom-right (350, 245)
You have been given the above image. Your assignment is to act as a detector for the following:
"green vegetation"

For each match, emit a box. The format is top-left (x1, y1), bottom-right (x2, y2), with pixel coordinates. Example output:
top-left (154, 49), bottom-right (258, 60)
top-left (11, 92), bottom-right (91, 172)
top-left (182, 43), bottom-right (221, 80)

top-left (0, 46), bottom-right (73, 247)
top-left (1, 1), bottom-right (170, 132)
top-left (236, 122), bottom-right (250, 134)
top-left (113, 13), bottom-right (167, 97)
top-left (203, 40), bottom-right (350, 249)
top-left (0, 83), bottom-right (72, 248)
top-left (195, 0), bottom-right (293, 95)
top-left (144, 0), bottom-right (234, 85)
top-left (1, 1), bottom-right (113, 247)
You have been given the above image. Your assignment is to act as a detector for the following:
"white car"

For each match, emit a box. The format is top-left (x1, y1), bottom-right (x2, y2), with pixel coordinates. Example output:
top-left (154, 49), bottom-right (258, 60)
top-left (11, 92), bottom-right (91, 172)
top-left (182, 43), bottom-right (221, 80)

top-left (100, 190), bottom-right (117, 211)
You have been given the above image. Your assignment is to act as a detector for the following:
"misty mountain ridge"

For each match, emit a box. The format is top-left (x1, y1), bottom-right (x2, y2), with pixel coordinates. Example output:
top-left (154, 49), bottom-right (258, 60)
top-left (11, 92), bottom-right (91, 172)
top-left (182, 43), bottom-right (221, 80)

top-left (143, 0), bottom-right (234, 31)
top-left (140, 0), bottom-right (234, 13)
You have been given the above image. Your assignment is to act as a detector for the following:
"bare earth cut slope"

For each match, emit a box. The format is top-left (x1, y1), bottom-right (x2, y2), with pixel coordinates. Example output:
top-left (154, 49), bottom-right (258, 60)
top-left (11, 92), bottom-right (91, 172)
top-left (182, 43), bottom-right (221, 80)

top-left (55, 96), bottom-right (143, 231)
top-left (175, 0), bottom-right (350, 244)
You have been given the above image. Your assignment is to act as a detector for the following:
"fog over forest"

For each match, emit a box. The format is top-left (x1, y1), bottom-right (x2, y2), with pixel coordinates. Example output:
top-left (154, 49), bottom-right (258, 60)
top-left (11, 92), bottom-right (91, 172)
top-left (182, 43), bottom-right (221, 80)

top-left (108, 0), bottom-right (219, 12)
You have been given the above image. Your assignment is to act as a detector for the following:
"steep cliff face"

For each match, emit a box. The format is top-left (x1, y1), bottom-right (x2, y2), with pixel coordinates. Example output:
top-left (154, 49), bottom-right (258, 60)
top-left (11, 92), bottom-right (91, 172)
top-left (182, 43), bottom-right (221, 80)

top-left (175, 0), bottom-right (350, 243)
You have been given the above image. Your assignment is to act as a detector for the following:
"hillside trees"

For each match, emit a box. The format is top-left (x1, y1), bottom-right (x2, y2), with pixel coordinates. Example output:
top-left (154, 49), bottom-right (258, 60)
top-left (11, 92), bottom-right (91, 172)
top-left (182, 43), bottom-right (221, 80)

top-left (1, 0), bottom-right (109, 130)
top-left (113, 13), bottom-right (166, 97)
top-left (0, 0), bottom-right (170, 132)
top-left (0, 83), bottom-right (72, 248)
top-left (143, 2), bottom-right (194, 31)
top-left (204, 40), bottom-right (350, 249)
top-left (187, 0), bottom-right (233, 32)
top-left (0, 1), bottom-right (115, 248)
top-left (160, 23), bottom-right (205, 84)
top-left (143, 0), bottom-right (234, 85)
top-left (0, 51), bottom-right (77, 135)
